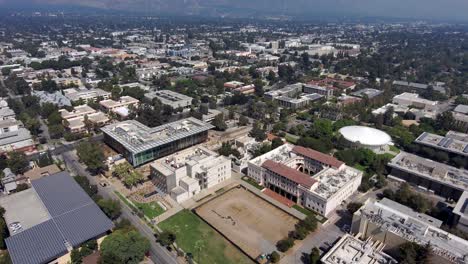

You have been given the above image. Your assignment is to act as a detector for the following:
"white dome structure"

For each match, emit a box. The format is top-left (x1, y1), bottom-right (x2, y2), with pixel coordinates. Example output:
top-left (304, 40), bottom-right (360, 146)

top-left (339, 126), bottom-right (392, 151)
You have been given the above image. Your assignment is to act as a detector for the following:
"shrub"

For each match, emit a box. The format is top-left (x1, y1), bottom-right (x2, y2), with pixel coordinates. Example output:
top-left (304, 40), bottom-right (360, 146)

top-left (276, 238), bottom-right (294, 252)
top-left (270, 251), bottom-right (280, 263)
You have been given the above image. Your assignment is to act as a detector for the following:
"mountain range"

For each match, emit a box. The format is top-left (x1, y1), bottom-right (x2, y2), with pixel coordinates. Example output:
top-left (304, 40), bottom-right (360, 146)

top-left (0, 0), bottom-right (468, 22)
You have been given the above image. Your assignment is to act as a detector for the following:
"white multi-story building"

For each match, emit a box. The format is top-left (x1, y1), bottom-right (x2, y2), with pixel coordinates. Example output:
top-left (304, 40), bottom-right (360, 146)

top-left (247, 144), bottom-right (362, 216)
top-left (392, 92), bottom-right (438, 111)
top-left (352, 198), bottom-right (468, 263)
top-left (151, 146), bottom-right (231, 203)
top-left (321, 234), bottom-right (397, 264)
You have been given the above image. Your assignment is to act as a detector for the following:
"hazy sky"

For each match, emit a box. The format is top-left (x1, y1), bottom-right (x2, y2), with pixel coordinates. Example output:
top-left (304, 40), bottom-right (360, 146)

top-left (1, 0), bottom-right (467, 21)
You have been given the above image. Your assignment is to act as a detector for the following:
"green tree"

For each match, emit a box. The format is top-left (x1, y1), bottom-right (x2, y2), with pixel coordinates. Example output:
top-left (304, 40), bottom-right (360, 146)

top-left (97, 199), bottom-right (122, 220)
top-left (70, 248), bottom-right (82, 264)
top-left (74, 176), bottom-right (99, 200)
top-left (435, 112), bottom-right (455, 131)
top-left (310, 247), bottom-right (321, 264)
top-left (7, 152), bottom-right (29, 174)
top-left (100, 230), bottom-right (150, 264)
top-left (250, 122), bottom-right (267, 142)
top-left (212, 114), bottom-right (227, 131)
top-left (76, 141), bottom-right (105, 173)
top-left (254, 79), bottom-right (264, 97)
top-left (0, 252), bottom-right (12, 264)
top-left (347, 202), bottom-right (363, 214)
top-left (397, 242), bottom-right (430, 264)
top-left (271, 138), bottom-right (284, 149)
top-left (238, 115), bottom-right (249, 126)
top-left (0, 213), bottom-right (9, 249)
top-left (270, 251), bottom-right (280, 263)
top-left (158, 231), bottom-right (176, 246)
top-left (276, 237), bottom-right (295, 252)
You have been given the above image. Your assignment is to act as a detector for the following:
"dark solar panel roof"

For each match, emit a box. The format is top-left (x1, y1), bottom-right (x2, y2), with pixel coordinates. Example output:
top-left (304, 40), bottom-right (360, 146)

top-left (55, 203), bottom-right (114, 247)
top-left (5, 220), bottom-right (68, 264)
top-left (32, 171), bottom-right (93, 217)
top-left (6, 172), bottom-right (114, 264)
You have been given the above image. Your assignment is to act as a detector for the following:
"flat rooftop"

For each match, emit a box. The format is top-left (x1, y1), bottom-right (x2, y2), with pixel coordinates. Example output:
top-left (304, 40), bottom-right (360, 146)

top-left (388, 151), bottom-right (468, 191)
top-left (0, 189), bottom-right (51, 235)
top-left (99, 96), bottom-right (139, 108)
top-left (265, 83), bottom-right (302, 98)
top-left (321, 234), bottom-right (397, 264)
top-left (393, 92), bottom-right (438, 106)
top-left (101, 117), bottom-right (213, 154)
top-left (249, 143), bottom-right (295, 166)
top-left (311, 166), bottom-right (362, 199)
top-left (359, 198), bottom-right (468, 262)
top-left (415, 132), bottom-right (468, 157)
top-left (60, 105), bottom-right (96, 119)
top-left (4, 172), bottom-right (114, 264)
top-left (145, 90), bottom-right (193, 104)
top-left (151, 145), bottom-right (219, 176)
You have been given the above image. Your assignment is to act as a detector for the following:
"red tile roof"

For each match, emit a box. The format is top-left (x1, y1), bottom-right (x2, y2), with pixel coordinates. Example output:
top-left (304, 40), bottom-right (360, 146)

top-left (293, 146), bottom-right (344, 169)
top-left (262, 160), bottom-right (317, 189)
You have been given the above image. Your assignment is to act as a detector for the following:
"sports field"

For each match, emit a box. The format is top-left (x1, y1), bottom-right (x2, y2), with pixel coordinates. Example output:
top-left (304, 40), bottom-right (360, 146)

top-left (196, 187), bottom-right (298, 259)
top-left (158, 209), bottom-right (253, 264)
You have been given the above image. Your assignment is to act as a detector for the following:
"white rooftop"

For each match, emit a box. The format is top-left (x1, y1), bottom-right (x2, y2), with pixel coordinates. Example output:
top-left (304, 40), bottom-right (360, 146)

top-left (339, 126), bottom-right (392, 147)
top-left (358, 198), bottom-right (468, 263)
top-left (321, 234), bottom-right (397, 264)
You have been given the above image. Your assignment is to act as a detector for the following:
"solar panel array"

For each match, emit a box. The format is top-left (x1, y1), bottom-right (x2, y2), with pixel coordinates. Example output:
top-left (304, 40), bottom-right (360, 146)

top-left (5, 220), bottom-right (68, 264)
top-left (5, 172), bottom-right (114, 264)
top-left (32, 171), bottom-right (93, 217)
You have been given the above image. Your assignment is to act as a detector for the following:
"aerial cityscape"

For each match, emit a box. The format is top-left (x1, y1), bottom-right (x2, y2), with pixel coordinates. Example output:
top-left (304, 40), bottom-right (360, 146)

top-left (0, 1), bottom-right (467, 264)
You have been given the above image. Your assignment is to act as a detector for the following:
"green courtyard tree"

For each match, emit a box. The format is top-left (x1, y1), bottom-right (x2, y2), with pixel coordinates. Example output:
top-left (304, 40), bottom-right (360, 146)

top-left (76, 141), bottom-right (105, 173)
top-left (97, 199), bottom-right (122, 220)
top-left (100, 229), bottom-right (150, 264)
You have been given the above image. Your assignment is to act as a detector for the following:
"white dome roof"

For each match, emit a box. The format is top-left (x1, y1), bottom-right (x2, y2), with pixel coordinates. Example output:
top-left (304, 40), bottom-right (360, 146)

top-left (339, 126), bottom-right (391, 146)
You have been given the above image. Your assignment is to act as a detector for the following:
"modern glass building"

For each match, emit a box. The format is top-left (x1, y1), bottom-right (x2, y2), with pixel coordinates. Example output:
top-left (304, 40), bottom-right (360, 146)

top-left (101, 117), bottom-right (213, 167)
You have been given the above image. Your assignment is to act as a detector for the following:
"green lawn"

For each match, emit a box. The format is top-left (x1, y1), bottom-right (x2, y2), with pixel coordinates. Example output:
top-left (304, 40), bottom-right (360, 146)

top-left (353, 164), bottom-right (368, 172)
top-left (114, 191), bottom-right (165, 219)
top-left (285, 133), bottom-right (299, 144)
top-left (292, 205), bottom-right (327, 223)
top-left (389, 145), bottom-right (400, 153)
top-left (133, 200), bottom-right (165, 219)
top-left (158, 210), bottom-right (253, 264)
top-left (114, 191), bottom-right (138, 211)
top-left (241, 177), bottom-right (263, 190)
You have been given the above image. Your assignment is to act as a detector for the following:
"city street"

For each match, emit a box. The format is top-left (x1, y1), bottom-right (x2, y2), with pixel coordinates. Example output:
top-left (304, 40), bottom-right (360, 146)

top-left (61, 151), bottom-right (179, 264)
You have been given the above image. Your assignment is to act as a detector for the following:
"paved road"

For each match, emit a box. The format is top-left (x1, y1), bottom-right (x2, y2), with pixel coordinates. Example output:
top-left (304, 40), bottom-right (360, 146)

top-left (28, 134), bottom-right (104, 160)
top-left (61, 151), bottom-right (179, 264)
top-left (280, 210), bottom-right (347, 264)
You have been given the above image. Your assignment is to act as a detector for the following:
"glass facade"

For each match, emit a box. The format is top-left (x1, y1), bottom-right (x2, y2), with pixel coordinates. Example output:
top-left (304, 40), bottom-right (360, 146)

top-left (105, 131), bottom-right (209, 167)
